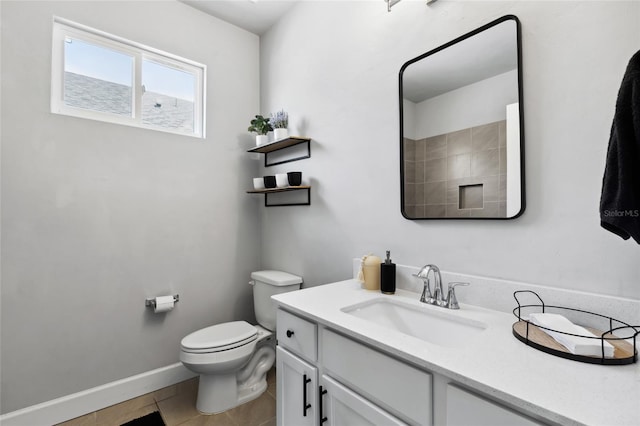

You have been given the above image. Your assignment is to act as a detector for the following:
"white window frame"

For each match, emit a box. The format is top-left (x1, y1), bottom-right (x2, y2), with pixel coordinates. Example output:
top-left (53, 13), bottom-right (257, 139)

top-left (51, 17), bottom-right (206, 138)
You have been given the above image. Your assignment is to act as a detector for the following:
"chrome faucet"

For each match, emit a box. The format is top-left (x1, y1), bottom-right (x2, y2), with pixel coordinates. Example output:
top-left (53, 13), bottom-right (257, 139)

top-left (414, 264), bottom-right (443, 305)
top-left (413, 264), bottom-right (469, 309)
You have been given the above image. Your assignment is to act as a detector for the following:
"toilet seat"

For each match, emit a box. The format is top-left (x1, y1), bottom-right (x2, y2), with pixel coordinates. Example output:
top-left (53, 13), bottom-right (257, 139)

top-left (181, 321), bottom-right (257, 354)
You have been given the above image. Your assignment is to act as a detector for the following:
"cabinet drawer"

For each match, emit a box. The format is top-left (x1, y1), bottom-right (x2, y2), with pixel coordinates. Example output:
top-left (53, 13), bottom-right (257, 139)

top-left (277, 309), bottom-right (317, 362)
top-left (322, 328), bottom-right (432, 425)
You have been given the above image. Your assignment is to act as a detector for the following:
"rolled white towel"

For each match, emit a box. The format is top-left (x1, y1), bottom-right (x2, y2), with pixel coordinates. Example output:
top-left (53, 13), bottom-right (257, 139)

top-left (528, 313), bottom-right (614, 358)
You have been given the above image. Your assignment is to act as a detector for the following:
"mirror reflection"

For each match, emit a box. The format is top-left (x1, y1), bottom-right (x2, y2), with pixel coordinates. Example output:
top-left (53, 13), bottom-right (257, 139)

top-left (400, 15), bottom-right (524, 219)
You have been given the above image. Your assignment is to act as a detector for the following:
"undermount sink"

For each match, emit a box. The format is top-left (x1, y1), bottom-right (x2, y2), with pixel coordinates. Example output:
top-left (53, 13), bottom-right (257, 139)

top-left (341, 298), bottom-right (487, 348)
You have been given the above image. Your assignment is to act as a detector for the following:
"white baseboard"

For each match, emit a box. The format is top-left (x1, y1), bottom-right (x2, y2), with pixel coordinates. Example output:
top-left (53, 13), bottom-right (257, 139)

top-left (0, 362), bottom-right (197, 425)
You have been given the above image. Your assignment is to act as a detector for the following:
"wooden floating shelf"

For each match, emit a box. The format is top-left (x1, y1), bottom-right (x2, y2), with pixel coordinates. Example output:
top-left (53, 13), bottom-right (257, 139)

top-left (245, 135), bottom-right (313, 205)
top-left (247, 136), bottom-right (311, 154)
top-left (247, 185), bottom-right (311, 207)
top-left (246, 185), bottom-right (311, 194)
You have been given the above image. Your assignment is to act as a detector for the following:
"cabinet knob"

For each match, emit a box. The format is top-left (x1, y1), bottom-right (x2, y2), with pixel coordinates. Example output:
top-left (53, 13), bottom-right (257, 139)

top-left (286, 329), bottom-right (295, 338)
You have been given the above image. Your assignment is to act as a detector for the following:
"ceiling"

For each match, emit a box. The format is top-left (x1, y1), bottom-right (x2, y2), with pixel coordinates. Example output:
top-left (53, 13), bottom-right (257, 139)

top-left (181, 0), bottom-right (299, 35)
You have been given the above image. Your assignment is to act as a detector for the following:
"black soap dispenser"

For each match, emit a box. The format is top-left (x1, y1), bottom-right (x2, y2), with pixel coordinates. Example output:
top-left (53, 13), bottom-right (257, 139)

top-left (380, 250), bottom-right (396, 294)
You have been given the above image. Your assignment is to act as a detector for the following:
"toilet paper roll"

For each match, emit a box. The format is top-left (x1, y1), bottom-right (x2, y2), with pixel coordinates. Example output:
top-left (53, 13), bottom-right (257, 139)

top-left (154, 296), bottom-right (175, 313)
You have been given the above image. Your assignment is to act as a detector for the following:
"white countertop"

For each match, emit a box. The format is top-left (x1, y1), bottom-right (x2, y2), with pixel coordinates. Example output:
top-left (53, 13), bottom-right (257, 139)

top-left (273, 279), bottom-right (640, 426)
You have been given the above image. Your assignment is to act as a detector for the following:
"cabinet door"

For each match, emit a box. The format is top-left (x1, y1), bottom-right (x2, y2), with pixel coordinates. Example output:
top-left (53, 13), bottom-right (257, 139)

top-left (320, 375), bottom-right (407, 426)
top-left (446, 384), bottom-right (544, 426)
top-left (277, 346), bottom-right (318, 426)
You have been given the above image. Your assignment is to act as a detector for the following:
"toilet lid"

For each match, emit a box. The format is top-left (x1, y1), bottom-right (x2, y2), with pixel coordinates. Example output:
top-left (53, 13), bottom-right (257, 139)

top-left (181, 321), bottom-right (257, 352)
top-left (251, 270), bottom-right (303, 286)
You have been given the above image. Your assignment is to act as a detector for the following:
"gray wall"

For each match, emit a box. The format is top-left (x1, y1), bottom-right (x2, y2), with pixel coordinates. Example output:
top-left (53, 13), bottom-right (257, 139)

top-left (414, 70), bottom-right (518, 139)
top-left (259, 2), bottom-right (640, 297)
top-left (1, 1), bottom-right (261, 413)
top-left (2, 0), bottom-right (640, 416)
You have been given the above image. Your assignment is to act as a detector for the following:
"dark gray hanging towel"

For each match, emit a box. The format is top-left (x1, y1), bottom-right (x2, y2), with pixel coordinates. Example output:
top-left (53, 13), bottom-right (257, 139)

top-left (600, 49), bottom-right (640, 244)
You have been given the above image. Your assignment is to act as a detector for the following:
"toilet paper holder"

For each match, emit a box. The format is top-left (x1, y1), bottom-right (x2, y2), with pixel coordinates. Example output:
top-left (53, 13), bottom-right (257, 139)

top-left (145, 294), bottom-right (180, 308)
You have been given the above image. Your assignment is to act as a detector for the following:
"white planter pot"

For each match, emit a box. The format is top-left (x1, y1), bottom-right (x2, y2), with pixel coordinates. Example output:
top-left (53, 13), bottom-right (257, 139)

top-left (275, 173), bottom-right (289, 188)
top-left (256, 135), bottom-right (268, 146)
top-left (253, 177), bottom-right (265, 190)
top-left (274, 128), bottom-right (289, 140)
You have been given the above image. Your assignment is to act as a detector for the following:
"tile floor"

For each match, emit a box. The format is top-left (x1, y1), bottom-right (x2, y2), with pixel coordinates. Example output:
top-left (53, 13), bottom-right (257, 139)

top-left (57, 368), bottom-right (276, 426)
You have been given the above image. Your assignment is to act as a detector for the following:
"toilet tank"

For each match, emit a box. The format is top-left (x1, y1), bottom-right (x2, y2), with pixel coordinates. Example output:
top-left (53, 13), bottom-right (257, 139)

top-left (251, 270), bottom-right (302, 331)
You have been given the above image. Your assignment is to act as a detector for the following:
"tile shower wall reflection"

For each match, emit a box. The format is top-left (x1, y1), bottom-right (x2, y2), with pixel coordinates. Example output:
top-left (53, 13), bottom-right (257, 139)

top-left (404, 120), bottom-right (507, 218)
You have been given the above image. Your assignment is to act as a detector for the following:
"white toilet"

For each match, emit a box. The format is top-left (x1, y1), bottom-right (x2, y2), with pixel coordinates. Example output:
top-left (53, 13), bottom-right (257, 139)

top-left (180, 270), bottom-right (302, 414)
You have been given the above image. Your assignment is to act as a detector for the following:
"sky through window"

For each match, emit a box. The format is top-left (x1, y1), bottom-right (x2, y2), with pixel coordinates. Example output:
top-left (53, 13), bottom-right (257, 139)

top-left (65, 38), bottom-right (196, 101)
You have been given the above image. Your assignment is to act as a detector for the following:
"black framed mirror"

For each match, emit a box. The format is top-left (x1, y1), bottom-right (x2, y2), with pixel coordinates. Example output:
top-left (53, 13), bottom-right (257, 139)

top-left (400, 15), bottom-right (525, 219)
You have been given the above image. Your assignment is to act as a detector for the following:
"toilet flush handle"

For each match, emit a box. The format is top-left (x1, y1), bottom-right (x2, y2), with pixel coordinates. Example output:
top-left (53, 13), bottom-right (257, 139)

top-left (249, 280), bottom-right (255, 286)
top-left (286, 330), bottom-right (295, 338)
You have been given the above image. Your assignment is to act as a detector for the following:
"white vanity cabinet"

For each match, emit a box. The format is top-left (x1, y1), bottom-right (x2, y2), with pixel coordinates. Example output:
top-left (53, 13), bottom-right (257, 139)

top-left (276, 307), bottom-right (546, 426)
top-left (276, 308), bottom-right (428, 426)
top-left (275, 345), bottom-right (405, 426)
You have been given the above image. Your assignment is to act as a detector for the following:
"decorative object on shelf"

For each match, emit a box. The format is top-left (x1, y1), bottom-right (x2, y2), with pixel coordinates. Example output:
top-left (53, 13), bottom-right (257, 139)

top-left (253, 177), bottom-right (265, 190)
top-left (247, 136), bottom-right (311, 167)
top-left (276, 173), bottom-right (289, 188)
top-left (256, 135), bottom-right (268, 146)
top-left (248, 114), bottom-right (273, 146)
top-left (287, 171), bottom-right (302, 186)
top-left (263, 175), bottom-right (277, 188)
top-left (512, 290), bottom-right (639, 365)
top-left (271, 109), bottom-right (289, 141)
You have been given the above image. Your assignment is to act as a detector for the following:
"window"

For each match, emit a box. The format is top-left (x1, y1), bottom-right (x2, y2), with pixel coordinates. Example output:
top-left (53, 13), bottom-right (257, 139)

top-left (51, 18), bottom-right (206, 138)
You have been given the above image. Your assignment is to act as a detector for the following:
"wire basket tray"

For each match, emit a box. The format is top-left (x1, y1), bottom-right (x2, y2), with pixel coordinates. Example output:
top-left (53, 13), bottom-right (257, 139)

top-left (512, 291), bottom-right (639, 365)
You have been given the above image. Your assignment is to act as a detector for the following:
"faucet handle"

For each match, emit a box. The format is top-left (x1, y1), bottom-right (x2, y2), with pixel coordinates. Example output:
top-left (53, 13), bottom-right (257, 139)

top-left (446, 282), bottom-right (469, 309)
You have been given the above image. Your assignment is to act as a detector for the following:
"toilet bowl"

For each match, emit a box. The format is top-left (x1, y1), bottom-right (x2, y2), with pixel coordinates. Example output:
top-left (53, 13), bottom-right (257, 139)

top-left (179, 270), bottom-right (302, 414)
top-left (180, 322), bottom-right (275, 414)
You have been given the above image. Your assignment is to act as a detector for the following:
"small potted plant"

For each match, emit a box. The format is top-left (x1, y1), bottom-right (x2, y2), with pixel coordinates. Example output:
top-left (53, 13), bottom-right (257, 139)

top-left (248, 115), bottom-right (273, 146)
top-left (271, 109), bottom-right (289, 141)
